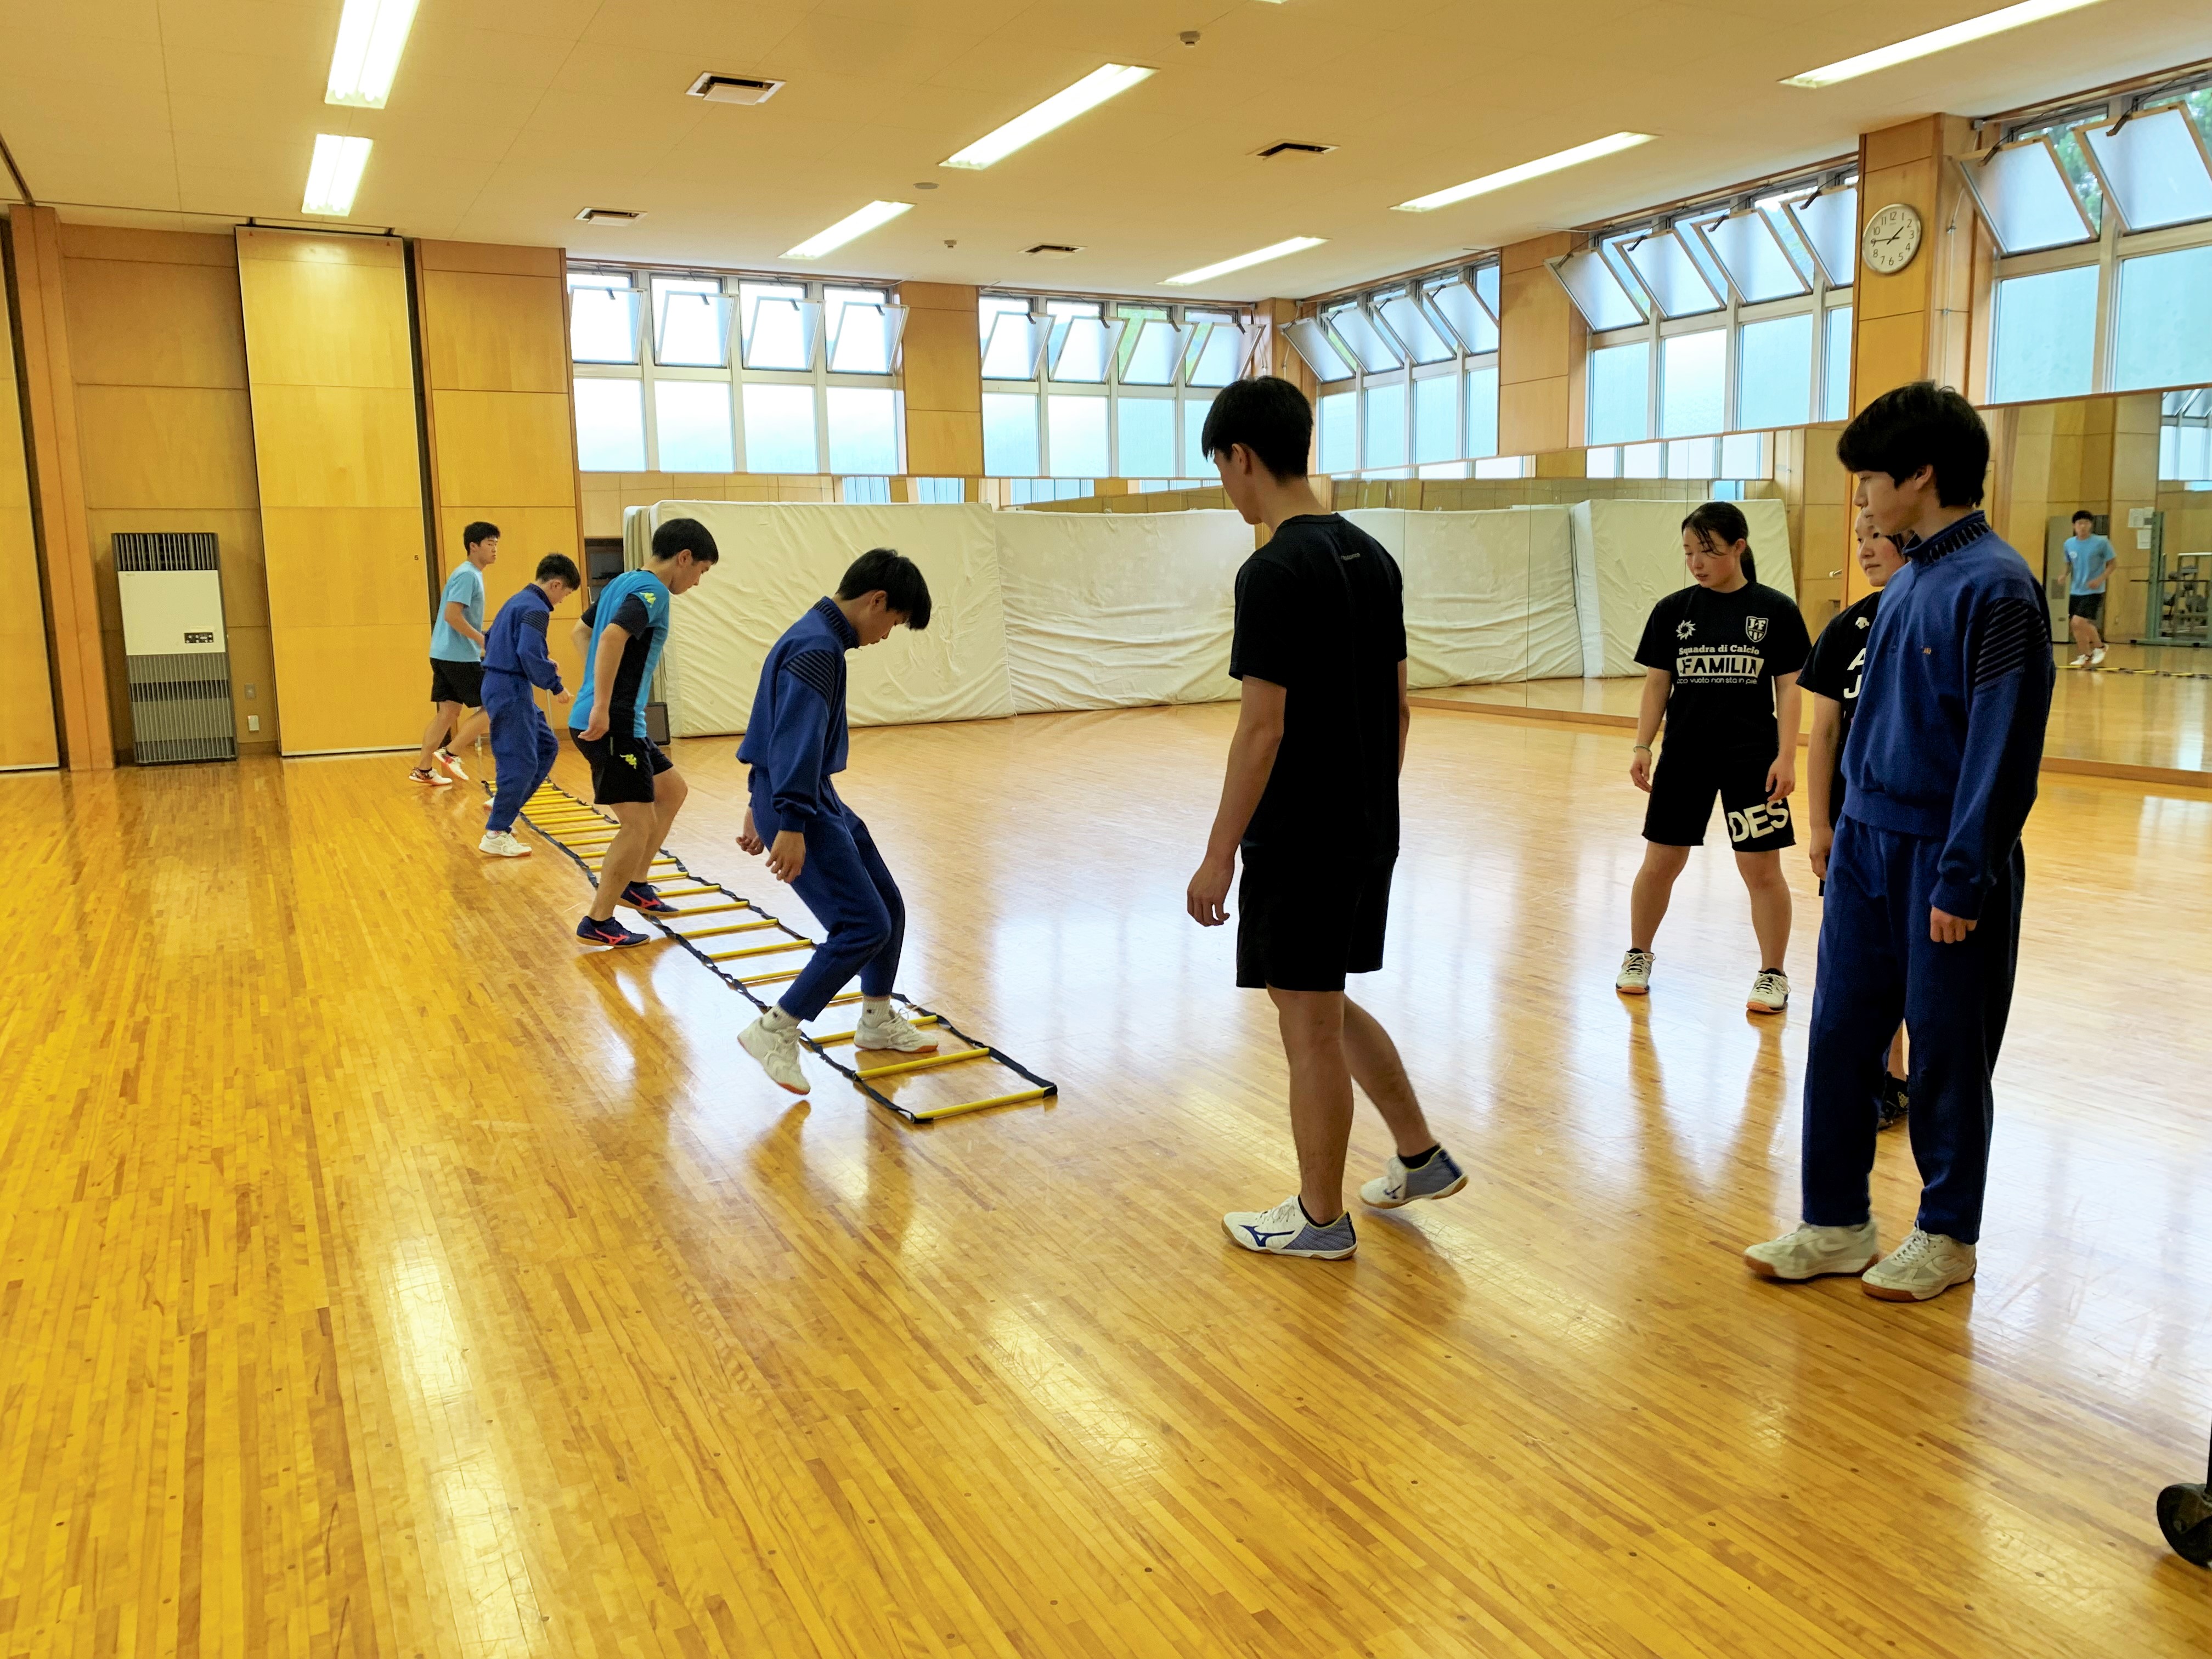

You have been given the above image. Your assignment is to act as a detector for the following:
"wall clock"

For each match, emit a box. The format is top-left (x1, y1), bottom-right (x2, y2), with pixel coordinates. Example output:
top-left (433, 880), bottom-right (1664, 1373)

top-left (1862, 202), bottom-right (1923, 274)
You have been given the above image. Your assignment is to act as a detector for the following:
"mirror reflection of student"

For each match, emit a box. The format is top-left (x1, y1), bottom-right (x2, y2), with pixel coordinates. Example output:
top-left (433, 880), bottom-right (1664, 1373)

top-left (2063, 510), bottom-right (2115, 669)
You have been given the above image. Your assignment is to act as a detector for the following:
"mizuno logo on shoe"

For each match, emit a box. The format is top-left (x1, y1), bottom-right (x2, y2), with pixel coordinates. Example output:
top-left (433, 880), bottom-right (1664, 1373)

top-left (1245, 1226), bottom-right (1294, 1246)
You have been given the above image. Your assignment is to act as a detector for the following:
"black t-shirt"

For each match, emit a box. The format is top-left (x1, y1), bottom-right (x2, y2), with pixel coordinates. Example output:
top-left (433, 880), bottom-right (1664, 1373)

top-left (1229, 515), bottom-right (1407, 861)
top-left (1634, 580), bottom-right (1810, 757)
top-left (1799, 590), bottom-right (1881, 823)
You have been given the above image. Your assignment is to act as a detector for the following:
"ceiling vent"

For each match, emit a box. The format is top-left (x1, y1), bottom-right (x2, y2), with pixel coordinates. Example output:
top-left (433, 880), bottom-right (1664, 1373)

top-left (574, 207), bottom-right (644, 224)
top-left (687, 72), bottom-right (785, 105)
top-left (1024, 243), bottom-right (1083, 259)
top-left (1255, 140), bottom-right (1336, 160)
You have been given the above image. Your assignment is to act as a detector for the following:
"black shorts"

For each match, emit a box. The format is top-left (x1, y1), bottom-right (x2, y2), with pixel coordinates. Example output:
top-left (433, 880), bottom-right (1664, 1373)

top-left (2068, 592), bottom-right (2103, 624)
top-left (430, 659), bottom-right (483, 707)
top-left (1236, 855), bottom-right (1392, 992)
top-left (571, 730), bottom-right (673, 805)
top-left (1643, 746), bottom-right (1795, 852)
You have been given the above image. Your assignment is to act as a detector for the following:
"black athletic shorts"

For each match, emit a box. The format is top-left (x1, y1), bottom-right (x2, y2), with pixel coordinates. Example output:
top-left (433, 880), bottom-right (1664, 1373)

top-left (571, 730), bottom-right (672, 805)
top-left (1236, 854), bottom-right (1392, 992)
top-left (1643, 745), bottom-right (1795, 853)
top-left (2068, 592), bottom-right (2104, 624)
top-left (430, 658), bottom-right (483, 708)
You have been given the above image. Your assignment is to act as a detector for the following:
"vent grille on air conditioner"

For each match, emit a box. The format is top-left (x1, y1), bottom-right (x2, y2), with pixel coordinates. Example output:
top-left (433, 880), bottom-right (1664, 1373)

top-left (1255, 140), bottom-right (1337, 160)
top-left (114, 532), bottom-right (236, 765)
top-left (687, 72), bottom-right (785, 105)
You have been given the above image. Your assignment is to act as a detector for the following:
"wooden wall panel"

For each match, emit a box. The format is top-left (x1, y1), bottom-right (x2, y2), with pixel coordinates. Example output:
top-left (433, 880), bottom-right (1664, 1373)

top-left (0, 241), bottom-right (61, 770)
top-left (899, 282), bottom-right (983, 476)
top-left (1498, 232), bottom-right (1584, 458)
top-left (238, 228), bottom-right (428, 754)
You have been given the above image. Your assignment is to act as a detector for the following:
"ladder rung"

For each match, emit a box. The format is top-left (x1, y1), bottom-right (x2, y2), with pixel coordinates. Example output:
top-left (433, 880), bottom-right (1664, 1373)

top-left (648, 885), bottom-right (720, 898)
top-left (911, 1086), bottom-right (1053, 1122)
top-left (811, 1016), bottom-right (940, 1048)
top-left (738, 968), bottom-right (803, 987)
top-left (678, 919), bottom-right (776, 940)
top-left (855, 1047), bottom-right (989, 1080)
top-left (704, 938), bottom-right (812, 963)
top-left (589, 855), bottom-right (676, 869)
top-left (666, 901), bottom-right (747, 917)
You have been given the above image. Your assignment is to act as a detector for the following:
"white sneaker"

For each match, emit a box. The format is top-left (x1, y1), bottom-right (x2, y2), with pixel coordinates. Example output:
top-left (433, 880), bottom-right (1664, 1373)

top-left (1747, 969), bottom-right (1789, 1013)
top-left (1221, 1196), bottom-right (1357, 1260)
top-left (409, 766), bottom-right (453, 788)
top-left (738, 1014), bottom-right (810, 1095)
top-left (2089, 646), bottom-right (2107, 667)
top-left (1616, 948), bottom-right (1654, 994)
top-left (1744, 1220), bottom-right (1880, 1281)
top-left (1861, 1228), bottom-right (1976, 1302)
top-left (2068, 654), bottom-right (2089, 668)
top-left (1360, 1146), bottom-right (1468, 1209)
top-left (436, 748), bottom-right (470, 780)
top-left (853, 1005), bottom-right (939, 1053)
top-left (478, 830), bottom-right (531, 858)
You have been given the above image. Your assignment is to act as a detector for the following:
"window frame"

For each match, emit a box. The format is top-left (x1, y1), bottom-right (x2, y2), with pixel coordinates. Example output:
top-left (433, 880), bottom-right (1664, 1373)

top-left (1293, 264), bottom-right (1503, 478)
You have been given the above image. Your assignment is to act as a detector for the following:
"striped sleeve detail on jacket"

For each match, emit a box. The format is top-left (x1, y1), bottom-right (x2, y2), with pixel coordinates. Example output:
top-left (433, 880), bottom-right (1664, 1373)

top-left (1971, 596), bottom-right (2046, 689)
top-left (783, 648), bottom-right (843, 705)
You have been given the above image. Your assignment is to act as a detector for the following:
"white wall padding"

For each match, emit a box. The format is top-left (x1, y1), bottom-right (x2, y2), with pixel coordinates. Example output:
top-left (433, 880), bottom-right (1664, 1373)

top-left (648, 502), bottom-right (1014, 736)
top-left (996, 509), bottom-right (1252, 713)
top-left (1570, 498), bottom-right (1795, 677)
top-left (1344, 507), bottom-right (1581, 688)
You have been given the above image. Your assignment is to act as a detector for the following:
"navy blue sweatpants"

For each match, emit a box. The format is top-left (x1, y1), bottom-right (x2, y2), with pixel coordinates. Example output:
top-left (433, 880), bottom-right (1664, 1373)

top-left (751, 782), bottom-right (905, 1023)
top-left (483, 672), bottom-right (560, 834)
top-left (1801, 814), bottom-right (2024, 1244)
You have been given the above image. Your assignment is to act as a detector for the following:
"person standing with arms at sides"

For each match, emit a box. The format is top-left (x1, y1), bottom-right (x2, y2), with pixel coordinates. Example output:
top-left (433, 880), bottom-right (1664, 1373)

top-left (1186, 377), bottom-right (1460, 1264)
top-left (1747, 382), bottom-right (2052, 1302)
top-left (1616, 503), bottom-right (1810, 1013)
top-left (568, 518), bottom-right (719, 947)
top-left (1802, 513), bottom-right (1910, 1130)
top-left (413, 521), bottom-right (500, 787)
top-left (477, 552), bottom-right (581, 859)
top-left (732, 550), bottom-right (941, 1094)
top-left (2063, 509), bottom-right (2115, 668)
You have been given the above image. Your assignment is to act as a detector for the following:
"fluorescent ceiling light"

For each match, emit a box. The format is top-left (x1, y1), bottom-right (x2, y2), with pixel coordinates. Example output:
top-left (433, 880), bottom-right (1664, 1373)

top-left (1782, 0), bottom-right (2105, 88)
top-left (941, 64), bottom-right (1155, 169)
top-left (1162, 236), bottom-right (1326, 287)
top-left (1393, 132), bottom-right (1655, 212)
top-left (783, 200), bottom-right (914, 259)
top-left (302, 134), bottom-right (373, 217)
top-left (325, 0), bottom-right (420, 108)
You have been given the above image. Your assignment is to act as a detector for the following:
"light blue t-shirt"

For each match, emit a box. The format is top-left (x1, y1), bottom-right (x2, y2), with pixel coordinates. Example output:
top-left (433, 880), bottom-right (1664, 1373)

top-left (430, 562), bottom-right (487, 661)
top-left (2064, 533), bottom-right (2115, 596)
top-left (569, 569), bottom-right (673, 740)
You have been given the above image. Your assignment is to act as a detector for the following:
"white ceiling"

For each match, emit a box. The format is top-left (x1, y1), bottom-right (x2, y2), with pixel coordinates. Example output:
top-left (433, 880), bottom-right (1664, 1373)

top-left (2, 0), bottom-right (2207, 300)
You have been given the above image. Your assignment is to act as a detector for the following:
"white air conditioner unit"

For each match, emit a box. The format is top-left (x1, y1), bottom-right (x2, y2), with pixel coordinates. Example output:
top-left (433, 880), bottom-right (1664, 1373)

top-left (115, 532), bottom-right (236, 764)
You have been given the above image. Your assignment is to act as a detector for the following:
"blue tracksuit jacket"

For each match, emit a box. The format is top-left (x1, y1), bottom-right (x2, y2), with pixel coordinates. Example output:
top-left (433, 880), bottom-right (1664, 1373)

top-left (482, 583), bottom-right (565, 693)
top-left (736, 596), bottom-right (855, 829)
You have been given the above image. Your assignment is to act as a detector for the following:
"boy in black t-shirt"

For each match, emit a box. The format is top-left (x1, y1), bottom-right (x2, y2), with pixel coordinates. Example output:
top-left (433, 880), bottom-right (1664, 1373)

top-left (1186, 377), bottom-right (1462, 1263)
top-left (1617, 503), bottom-right (1810, 1012)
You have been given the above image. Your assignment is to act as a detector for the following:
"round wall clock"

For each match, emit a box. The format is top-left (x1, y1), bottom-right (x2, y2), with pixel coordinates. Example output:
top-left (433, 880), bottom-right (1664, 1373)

top-left (1861, 202), bottom-right (1923, 274)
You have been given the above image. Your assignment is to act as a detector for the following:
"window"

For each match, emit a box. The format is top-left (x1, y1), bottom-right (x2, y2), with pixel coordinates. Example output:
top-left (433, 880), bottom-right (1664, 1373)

top-left (825, 287), bottom-right (900, 374)
top-left (1117, 398), bottom-right (1174, 477)
top-left (1660, 330), bottom-right (1725, 437)
top-left (1413, 373), bottom-right (1457, 465)
top-left (1736, 312), bottom-right (1814, 430)
top-left (826, 387), bottom-right (899, 474)
top-left (1472, 455), bottom-right (1529, 479)
top-left (1297, 266), bottom-right (1499, 477)
top-left (1465, 365), bottom-right (1499, 459)
top-left (1184, 314), bottom-right (1243, 386)
top-left (983, 392), bottom-right (1040, 476)
top-left (912, 477), bottom-right (966, 504)
top-left (575, 378), bottom-right (646, 470)
top-left (740, 281), bottom-right (815, 370)
top-left (1318, 390), bottom-right (1356, 472)
top-left (1180, 394), bottom-right (1215, 476)
top-left (1363, 383), bottom-right (1408, 470)
top-left (1667, 437), bottom-right (1717, 478)
top-left (1823, 307), bottom-right (1853, 421)
top-left (1588, 341), bottom-right (1651, 445)
top-left (841, 476), bottom-right (891, 504)
top-left (743, 383), bottom-right (817, 472)
top-left (654, 381), bottom-right (734, 471)
top-left (2113, 245), bottom-right (2212, 391)
top-left (1720, 431), bottom-right (1768, 479)
top-left (1989, 266), bottom-right (2099, 402)
top-left (1959, 139), bottom-right (2096, 255)
top-left (1047, 394), bottom-right (1110, 476)
top-left (652, 276), bottom-right (729, 368)
top-left (569, 273), bottom-right (640, 364)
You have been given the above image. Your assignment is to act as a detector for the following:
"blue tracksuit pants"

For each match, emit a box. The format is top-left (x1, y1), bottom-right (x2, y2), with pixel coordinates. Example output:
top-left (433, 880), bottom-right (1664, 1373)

top-left (484, 672), bottom-right (560, 834)
top-left (750, 781), bottom-right (905, 1022)
top-left (1801, 814), bottom-right (2024, 1244)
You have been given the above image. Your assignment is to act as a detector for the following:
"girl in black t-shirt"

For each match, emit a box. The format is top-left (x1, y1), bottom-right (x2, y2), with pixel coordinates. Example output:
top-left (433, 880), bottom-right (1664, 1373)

top-left (1616, 503), bottom-right (1809, 1012)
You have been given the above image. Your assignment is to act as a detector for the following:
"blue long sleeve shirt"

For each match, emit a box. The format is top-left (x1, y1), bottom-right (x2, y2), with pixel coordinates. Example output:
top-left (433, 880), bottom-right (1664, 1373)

top-left (736, 597), bottom-right (856, 830)
top-left (1839, 510), bottom-right (2053, 919)
top-left (481, 582), bottom-right (564, 694)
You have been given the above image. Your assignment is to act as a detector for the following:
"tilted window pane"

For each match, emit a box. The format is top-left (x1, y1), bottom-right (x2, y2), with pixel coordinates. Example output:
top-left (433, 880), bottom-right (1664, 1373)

top-left (1823, 306), bottom-right (1853, 421)
top-left (1697, 210), bottom-right (1809, 303)
top-left (983, 392), bottom-right (1039, 475)
top-left (1122, 318), bottom-right (1190, 385)
top-left (1118, 397), bottom-right (1174, 477)
top-left (1325, 306), bottom-right (1402, 373)
top-left (2113, 245), bottom-right (2212, 391)
top-left (2079, 108), bottom-right (2212, 233)
top-left (1555, 250), bottom-right (1645, 331)
top-left (1413, 372), bottom-right (1458, 464)
top-left (1423, 278), bottom-right (1498, 354)
top-left (570, 286), bottom-right (640, 364)
top-left (1989, 266), bottom-right (2098, 402)
top-left (652, 278), bottom-right (729, 367)
top-left (1588, 341), bottom-right (1650, 445)
top-left (740, 285), bottom-right (817, 370)
top-left (1627, 230), bottom-right (1723, 318)
top-left (826, 387), bottom-right (899, 474)
top-left (1049, 316), bottom-right (1121, 383)
top-left (827, 297), bottom-right (901, 374)
top-left (742, 383), bottom-right (817, 472)
top-left (981, 311), bottom-right (1045, 379)
top-left (1284, 317), bottom-right (1356, 381)
top-left (1186, 321), bottom-right (1243, 387)
top-left (654, 380), bottom-right (735, 471)
top-left (1363, 384), bottom-right (1408, 470)
top-left (1377, 293), bottom-right (1453, 364)
top-left (1047, 395), bottom-right (1109, 476)
top-left (1318, 390), bottom-right (1356, 472)
top-left (1465, 364), bottom-right (1498, 459)
top-left (1180, 394), bottom-right (1216, 475)
top-left (1960, 140), bottom-right (2095, 255)
top-left (1476, 265), bottom-right (1500, 316)
top-left (1736, 312), bottom-right (1814, 430)
top-left (1786, 187), bottom-right (1857, 286)
top-left (574, 377), bottom-right (645, 470)
top-left (1660, 330), bottom-right (1725, 438)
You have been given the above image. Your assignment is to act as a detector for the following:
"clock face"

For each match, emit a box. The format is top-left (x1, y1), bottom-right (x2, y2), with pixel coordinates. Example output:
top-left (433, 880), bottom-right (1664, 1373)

top-left (1862, 202), bottom-right (1922, 275)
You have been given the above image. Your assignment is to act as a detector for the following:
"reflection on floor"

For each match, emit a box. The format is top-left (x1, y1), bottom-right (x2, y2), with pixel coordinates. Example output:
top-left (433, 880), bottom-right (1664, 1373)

top-left (2, 706), bottom-right (2207, 1658)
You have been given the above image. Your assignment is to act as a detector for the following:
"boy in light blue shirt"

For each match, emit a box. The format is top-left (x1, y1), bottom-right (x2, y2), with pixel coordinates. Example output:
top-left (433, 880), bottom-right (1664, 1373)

top-left (413, 521), bottom-right (500, 786)
top-left (2063, 509), bottom-right (2115, 668)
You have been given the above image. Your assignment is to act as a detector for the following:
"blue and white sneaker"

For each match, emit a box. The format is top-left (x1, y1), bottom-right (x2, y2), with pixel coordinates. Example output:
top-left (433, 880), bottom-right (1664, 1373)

top-left (1359, 1146), bottom-right (1468, 1209)
top-left (1222, 1197), bottom-right (1357, 1260)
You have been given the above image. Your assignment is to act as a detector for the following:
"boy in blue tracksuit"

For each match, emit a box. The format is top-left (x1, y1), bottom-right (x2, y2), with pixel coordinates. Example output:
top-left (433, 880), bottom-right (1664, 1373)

top-left (1747, 382), bottom-right (2052, 1303)
top-left (733, 549), bottom-right (940, 1094)
top-left (477, 553), bottom-right (582, 859)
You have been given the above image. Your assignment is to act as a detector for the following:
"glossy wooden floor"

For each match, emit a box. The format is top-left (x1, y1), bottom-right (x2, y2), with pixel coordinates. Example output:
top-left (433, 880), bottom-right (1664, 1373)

top-left (3, 706), bottom-right (2209, 1658)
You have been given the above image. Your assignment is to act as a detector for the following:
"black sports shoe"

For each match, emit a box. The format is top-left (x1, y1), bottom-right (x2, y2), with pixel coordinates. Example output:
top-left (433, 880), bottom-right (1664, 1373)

top-left (576, 915), bottom-right (651, 948)
top-left (1877, 1076), bottom-right (1909, 1131)
top-left (620, 881), bottom-right (678, 915)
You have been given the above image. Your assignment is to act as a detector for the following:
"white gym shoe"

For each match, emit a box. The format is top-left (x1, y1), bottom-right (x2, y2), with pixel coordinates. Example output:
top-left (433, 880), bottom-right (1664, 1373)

top-left (1360, 1146), bottom-right (1468, 1209)
top-left (1616, 948), bottom-right (1655, 994)
top-left (409, 766), bottom-right (453, 788)
top-left (1861, 1228), bottom-right (1976, 1302)
top-left (1744, 1220), bottom-right (1880, 1281)
top-left (852, 1005), bottom-right (939, 1053)
top-left (1747, 969), bottom-right (1790, 1013)
top-left (2089, 646), bottom-right (2107, 666)
top-left (738, 1014), bottom-right (810, 1095)
top-left (478, 830), bottom-right (531, 858)
top-left (1222, 1196), bottom-right (1357, 1260)
top-left (2068, 653), bottom-right (2089, 668)
top-left (435, 748), bottom-right (470, 780)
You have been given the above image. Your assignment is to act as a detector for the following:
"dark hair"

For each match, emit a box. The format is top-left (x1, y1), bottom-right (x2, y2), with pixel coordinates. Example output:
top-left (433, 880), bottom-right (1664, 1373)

top-left (1836, 381), bottom-right (1989, 508)
top-left (463, 520), bottom-right (500, 549)
top-left (652, 516), bottom-right (720, 563)
top-left (2072, 509), bottom-right (2095, 524)
top-left (1199, 376), bottom-right (1312, 479)
top-left (837, 547), bottom-right (932, 630)
top-left (535, 552), bottom-right (583, 589)
top-left (1681, 501), bottom-right (1758, 584)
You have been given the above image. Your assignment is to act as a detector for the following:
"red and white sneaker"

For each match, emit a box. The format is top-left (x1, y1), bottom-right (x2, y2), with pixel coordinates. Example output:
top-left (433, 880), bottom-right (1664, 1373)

top-left (410, 766), bottom-right (453, 788)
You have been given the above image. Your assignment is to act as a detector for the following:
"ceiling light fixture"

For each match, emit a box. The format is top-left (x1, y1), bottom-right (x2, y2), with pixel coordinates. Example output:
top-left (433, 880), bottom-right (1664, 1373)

top-left (1392, 132), bottom-right (1655, 212)
top-left (783, 200), bottom-right (914, 259)
top-left (302, 134), bottom-right (373, 216)
top-left (1782, 0), bottom-right (2106, 88)
top-left (941, 64), bottom-right (1155, 170)
top-left (325, 0), bottom-right (421, 109)
top-left (1161, 235), bottom-right (1326, 286)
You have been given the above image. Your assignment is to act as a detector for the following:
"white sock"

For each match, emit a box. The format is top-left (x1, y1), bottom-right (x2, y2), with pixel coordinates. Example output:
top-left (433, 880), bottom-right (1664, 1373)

top-left (861, 996), bottom-right (893, 1021)
top-left (761, 1006), bottom-right (798, 1032)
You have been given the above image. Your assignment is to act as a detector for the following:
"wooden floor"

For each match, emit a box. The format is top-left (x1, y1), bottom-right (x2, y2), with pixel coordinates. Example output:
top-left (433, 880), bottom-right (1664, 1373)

top-left (3, 704), bottom-right (2209, 1659)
